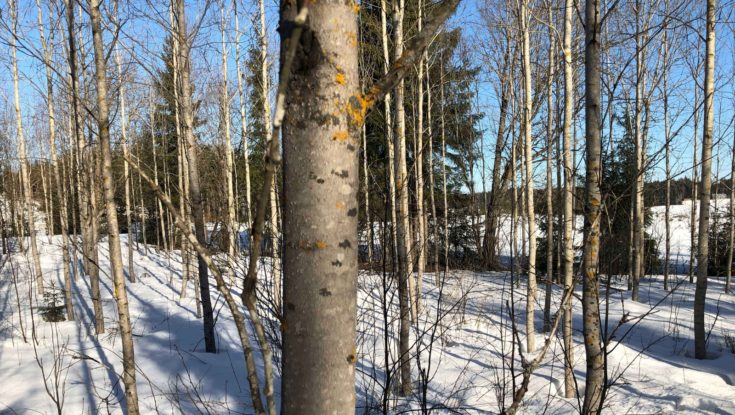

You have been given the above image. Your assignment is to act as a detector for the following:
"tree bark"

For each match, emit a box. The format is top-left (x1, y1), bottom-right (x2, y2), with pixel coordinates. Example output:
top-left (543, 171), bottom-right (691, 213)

top-left (482, 43), bottom-right (512, 270)
top-left (520, 0), bottom-right (537, 353)
top-left (175, 0), bottom-right (217, 353)
top-left (562, 0), bottom-right (575, 398)
top-left (694, 0), bottom-right (716, 360)
top-left (9, 0), bottom-right (44, 295)
top-left (36, 0), bottom-right (74, 319)
top-left (88, 0), bottom-right (140, 411)
top-left (415, 0), bottom-right (426, 315)
top-left (632, 0), bottom-right (649, 301)
top-left (392, 0), bottom-right (414, 396)
top-left (279, 3), bottom-right (360, 412)
top-left (116, 37), bottom-right (136, 284)
top-left (220, 1), bottom-right (238, 276)
top-left (663, 18), bottom-right (671, 291)
top-left (582, 0), bottom-right (605, 411)
top-left (234, 0), bottom-right (252, 230)
top-left (543, 4), bottom-right (555, 333)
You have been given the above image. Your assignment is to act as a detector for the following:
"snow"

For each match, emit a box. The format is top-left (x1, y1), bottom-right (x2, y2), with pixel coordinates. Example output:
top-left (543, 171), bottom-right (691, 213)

top-left (1, 201), bottom-right (735, 414)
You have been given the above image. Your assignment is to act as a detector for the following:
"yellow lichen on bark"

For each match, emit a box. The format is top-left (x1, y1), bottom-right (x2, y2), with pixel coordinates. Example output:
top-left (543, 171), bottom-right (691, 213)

top-left (347, 32), bottom-right (357, 47)
top-left (345, 94), bottom-right (374, 128)
top-left (332, 131), bottom-right (349, 141)
top-left (335, 72), bottom-right (346, 85)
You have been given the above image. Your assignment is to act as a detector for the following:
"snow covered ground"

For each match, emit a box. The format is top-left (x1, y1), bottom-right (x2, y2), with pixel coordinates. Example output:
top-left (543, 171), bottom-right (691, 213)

top-left (1, 201), bottom-right (735, 414)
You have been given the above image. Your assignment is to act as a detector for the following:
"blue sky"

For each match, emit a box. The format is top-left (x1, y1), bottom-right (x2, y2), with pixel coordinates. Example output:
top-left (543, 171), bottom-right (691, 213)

top-left (2, 0), bottom-right (734, 192)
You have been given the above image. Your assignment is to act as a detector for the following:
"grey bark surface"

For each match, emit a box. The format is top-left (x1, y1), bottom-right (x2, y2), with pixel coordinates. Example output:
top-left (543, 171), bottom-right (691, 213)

top-left (174, 0), bottom-right (217, 353)
top-left (279, 3), bottom-right (360, 413)
top-left (89, 0), bottom-right (140, 411)
top-left (582, 0), bottom-right (605, 411)
top-left (562, 0), bottom-right (575, 398)
top-left (694, 0), bottom-right (716, 360)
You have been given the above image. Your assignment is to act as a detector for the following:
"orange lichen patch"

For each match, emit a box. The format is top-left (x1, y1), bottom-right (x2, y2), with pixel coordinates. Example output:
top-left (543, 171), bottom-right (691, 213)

top-left (332, 131), bottom-right (349, 142)
top-left (335, 72), bottom-right (346, 85)
top-left (347, 32), bottom-right (357, 47)
top-left (336, 201), bottom-right (346, 209)
top-left (352, 2), bottom-right (360, 13)
top-left (315, 240), bottom-right (328, 249)
top-left (346, 93), bottom-right (373, 127)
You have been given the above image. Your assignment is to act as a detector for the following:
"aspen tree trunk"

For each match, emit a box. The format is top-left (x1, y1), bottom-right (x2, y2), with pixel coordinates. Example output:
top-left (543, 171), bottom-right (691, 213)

top-left (640, 98), bottom-right (651, 280)
top-left (115, 27), bottom-right (136, 284)
top-left (632, 1), bottom-right (645, 301)
top-left (663, 21), bottom-right (671, 291)
top-left (220, 1), bottom-right (238, 275)
top-left (690, 80), bottom-right (700, 283)
top-left (393, 0), bottom-right (418, 329)
top-left (381, 0), bottom-right (399, 272)
top-left (79, 18), bottom-right (102, 290)
top-left (279, 3), bottom-right (360, 412)
top-left (65, 0), bottom-right (104, 332)
top-left (9, 0), bottom-right (44, 295)
top-left (728, 117), bottom-right (734, 294)
top-left (440, 57), bottom-right (449, 275)
top-left (167, 2), bottom-right (191, 296)
top-left (483, 43), bottom-right (511, 270)
top-left (258, 0), bottom-right (281, 305)
top-left (694, 0), bottom-right (716, 360)
top-left (269, 183), bottom-right (281, 309)
top-left (88, 0), bottom-right (140, 411)
top-left (36, 0), bottom-right (73, 319)
top-left (40, 164), bottom-right (51, 237)
top-left (543, 5), bottom-right (555, 333)
top-left (175, 0), bottom-right (217, 353)
top-left (582, 0), bottom-right (605, 411)
top-left (415, 0), bottom-right (426, 314)
top-left (427, 59), bottom-right (439, 276)
top-left (234, 0), bottom-right (252, 230)
top-left (562, 0), bottom-right (575, 392)
top-left (150, 98), bottom-right (168, 252)
top-left (520, 0), bottom-right (537, 353)
top-left (392, 0), bottom-right (414, 396)
top-left (362, 124), bottom-right (372, 264)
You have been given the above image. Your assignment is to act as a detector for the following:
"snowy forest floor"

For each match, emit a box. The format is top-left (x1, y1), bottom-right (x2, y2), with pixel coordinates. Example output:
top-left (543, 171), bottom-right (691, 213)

top-left (1, 234), bottom-right (735, 414)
